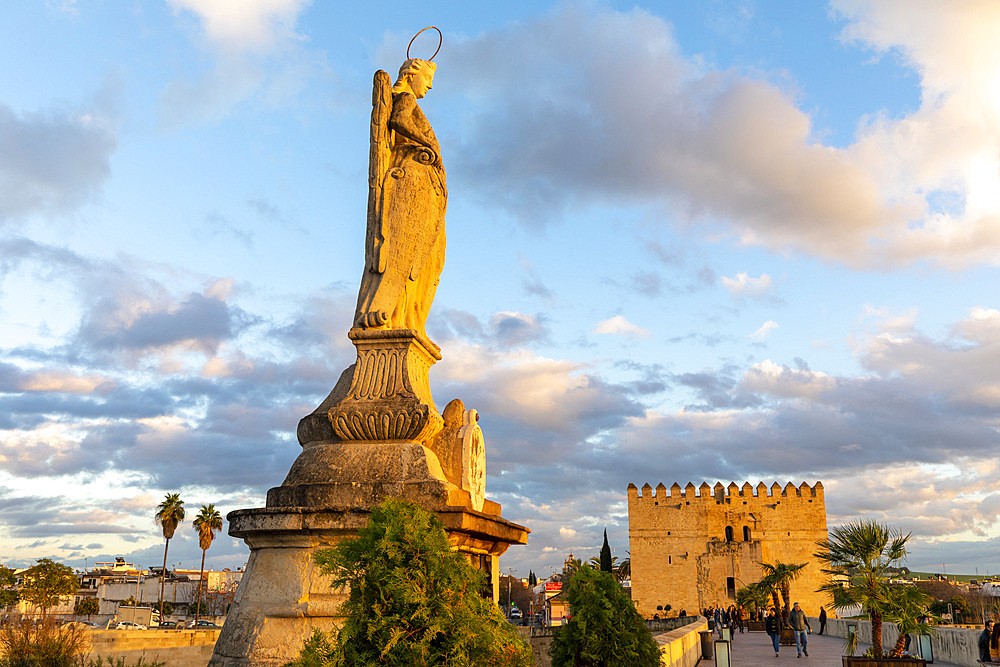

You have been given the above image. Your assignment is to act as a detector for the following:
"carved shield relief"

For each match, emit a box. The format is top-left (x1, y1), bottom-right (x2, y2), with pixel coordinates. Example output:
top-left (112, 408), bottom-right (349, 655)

top-left (458, 409), bottom-right (486, 512)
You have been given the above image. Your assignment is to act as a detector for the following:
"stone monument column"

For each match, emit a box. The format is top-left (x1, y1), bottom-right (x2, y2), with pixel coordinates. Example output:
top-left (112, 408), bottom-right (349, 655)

top-left (210, 32), bottom-right (528, 666)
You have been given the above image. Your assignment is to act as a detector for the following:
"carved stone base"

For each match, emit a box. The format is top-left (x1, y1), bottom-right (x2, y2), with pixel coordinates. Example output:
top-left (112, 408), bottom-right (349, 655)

top-left (328, 328), bottom-right (443, 444)
top-left (209, 504), bottom-right (529, 666)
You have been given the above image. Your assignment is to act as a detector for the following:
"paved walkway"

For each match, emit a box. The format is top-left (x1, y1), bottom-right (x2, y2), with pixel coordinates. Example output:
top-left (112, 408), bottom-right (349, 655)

top-left (722, 630), bottom-right (966, 666)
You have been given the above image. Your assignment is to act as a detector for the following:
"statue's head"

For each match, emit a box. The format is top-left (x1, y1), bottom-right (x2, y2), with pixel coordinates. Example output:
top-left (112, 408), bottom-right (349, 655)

top-left (393, 58), bottom-right (436, 99)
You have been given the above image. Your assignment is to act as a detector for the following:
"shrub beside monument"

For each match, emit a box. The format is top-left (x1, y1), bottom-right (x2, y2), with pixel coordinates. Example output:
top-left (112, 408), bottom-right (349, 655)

top-left (286, 498), bottom-right (531, 667)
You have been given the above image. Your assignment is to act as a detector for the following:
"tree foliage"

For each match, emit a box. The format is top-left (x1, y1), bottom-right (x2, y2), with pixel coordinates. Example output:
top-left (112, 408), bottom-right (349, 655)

top-left (0, 566), bottom-right (17, 609)
top-left (760, 561), bottom-right (806, 612)
top-left (192, 504), bottom-right (223, 622)
top-left (736, 581), bottom-right (772, 615)
top-left (74, 596), bottom-right (100, 618)
top-left (288, 498), bottom-right (531, 667)
top-left (549, 566), bottom-right (660, 667)
top-left (154, 492), bottom-right (185, 621)
top-left (555, 556), bottom-right (585, 584)
top-left (598, 530), bottom-right (613, 573)
top-left (815, 519), bottom-right (916, 657)
top-left (20, 558), bottom-right (78, 618)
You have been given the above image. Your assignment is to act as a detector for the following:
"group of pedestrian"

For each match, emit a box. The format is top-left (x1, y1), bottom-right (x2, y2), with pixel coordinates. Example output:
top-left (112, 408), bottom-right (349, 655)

top-left (704, 603), bottom-right (749, 637)
top-left (765, 603), bottom-right (821, 658)
top-left (979, 620), bottom-right (1000, 662)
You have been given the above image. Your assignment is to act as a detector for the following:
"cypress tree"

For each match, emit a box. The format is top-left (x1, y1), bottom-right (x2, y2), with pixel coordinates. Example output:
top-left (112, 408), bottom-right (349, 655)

top-left (599, 529), bottom-right (613, 573)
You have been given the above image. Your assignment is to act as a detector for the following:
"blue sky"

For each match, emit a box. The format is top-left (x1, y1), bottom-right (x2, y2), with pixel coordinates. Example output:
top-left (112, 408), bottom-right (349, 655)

top-left (2, 0), bottom-right (1000, 580)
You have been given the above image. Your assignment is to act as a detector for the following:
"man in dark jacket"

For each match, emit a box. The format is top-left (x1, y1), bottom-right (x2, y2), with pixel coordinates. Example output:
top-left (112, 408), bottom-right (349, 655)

top-left (980, 621), bottom-right (993, 662)
top-left (819, 606), bottom-right (827, 635)
top-left (765, 608), bottom-right (781, 657)
top-left (788, 602), bottom-right (811, 657)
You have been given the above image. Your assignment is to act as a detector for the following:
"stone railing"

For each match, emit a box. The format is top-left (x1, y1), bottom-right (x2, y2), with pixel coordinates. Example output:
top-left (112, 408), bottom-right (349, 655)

top-left (820, 617), bottom-right (982, 667)
top-left (520, 615), bottom-right (705, 667)
top-left (652, 616), bottom-right (708, 667)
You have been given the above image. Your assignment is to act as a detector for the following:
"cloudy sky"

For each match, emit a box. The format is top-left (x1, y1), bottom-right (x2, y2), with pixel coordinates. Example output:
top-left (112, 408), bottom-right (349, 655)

top-left (2, 0), bottom-right (1000, 581)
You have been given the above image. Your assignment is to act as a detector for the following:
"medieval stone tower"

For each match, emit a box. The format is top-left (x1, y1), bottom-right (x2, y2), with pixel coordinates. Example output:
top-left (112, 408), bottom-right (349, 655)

top-left (627, 481), bottom-right (829, 617)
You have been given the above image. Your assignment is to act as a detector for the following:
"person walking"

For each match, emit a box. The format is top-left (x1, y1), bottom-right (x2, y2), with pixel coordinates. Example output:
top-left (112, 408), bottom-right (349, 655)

top-left (991, 622), bottom-right (1000, 662)
top-left (714, 605), bottom-right (723, 638)
top-left (818, 606), bottom-right (827, 635)
top-left (980, 621), bottom-right (993, 663)
top-left (788, 602), bottom-right (811, 657)
top-left (765, 607), bottom-right (781, 657)
top-left (738, 605), bottom-right (746, 633)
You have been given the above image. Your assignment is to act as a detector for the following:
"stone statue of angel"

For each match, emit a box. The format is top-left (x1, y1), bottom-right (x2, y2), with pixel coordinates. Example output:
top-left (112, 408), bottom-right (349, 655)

top-left (354, 29), bottom-right (446, 343)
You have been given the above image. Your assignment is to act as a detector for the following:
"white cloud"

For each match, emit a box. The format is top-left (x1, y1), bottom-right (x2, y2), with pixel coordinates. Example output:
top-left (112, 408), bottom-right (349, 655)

top-left (558, 526), bottom-right (577, 538)
top-left (447, 3), bottom-right (1000, 268)
top-left (594, 315), bottom-right (651, 339)
top-left (721, 272), bottom-right (773, 297)
top-left (741, 360), bottom-right (835, 399)
top-left (749, 320), bottom-right (778, 340)
top-left (162, 0), bottom-right (321, 125)
top-left (167, 0), bottom-right (310, 54)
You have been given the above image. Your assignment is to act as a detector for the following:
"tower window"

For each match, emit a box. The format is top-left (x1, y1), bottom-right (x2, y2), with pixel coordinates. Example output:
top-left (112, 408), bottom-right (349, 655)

top-left (725, 526), bottom-right (734, 542)
top-left (743, 526), bottom-right (751, 541)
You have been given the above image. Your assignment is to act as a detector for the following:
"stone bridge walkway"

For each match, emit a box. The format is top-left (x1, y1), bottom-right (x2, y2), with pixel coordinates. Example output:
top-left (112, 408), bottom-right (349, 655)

top-left (724, 630), bottom-right (966, 666)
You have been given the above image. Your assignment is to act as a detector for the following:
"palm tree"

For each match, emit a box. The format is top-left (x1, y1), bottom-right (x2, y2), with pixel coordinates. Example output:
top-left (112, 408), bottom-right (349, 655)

top-left (616, 554), bottom-right (631, 583)
top-left (154, 493), bottom-right (185, 622)
top-left (883, 584), bottom-right (934, 658)
top-left (760, 561), bottom-right (807, 613)
top-left (814, 518), bottom-right (912, 657)
top-left (192, 504), bottom-right (223, 623)
top-left (736, 581), bottom-right (772, 617)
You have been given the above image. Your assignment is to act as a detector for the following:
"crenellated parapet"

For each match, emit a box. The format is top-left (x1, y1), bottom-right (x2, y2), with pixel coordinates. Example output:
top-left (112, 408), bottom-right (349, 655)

top-left (627, 480), bottom-right (824, 502)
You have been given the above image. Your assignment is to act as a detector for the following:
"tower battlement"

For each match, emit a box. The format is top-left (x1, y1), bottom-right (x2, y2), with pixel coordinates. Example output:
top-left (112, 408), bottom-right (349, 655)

top-left (627, 480), bottom-right (824, 503)
top-left (627, 479), bottom-right (829, 618)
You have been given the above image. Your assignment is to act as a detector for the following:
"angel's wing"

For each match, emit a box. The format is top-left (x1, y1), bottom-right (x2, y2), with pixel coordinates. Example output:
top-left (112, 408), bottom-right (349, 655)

top-left (367, 69), bottom-right (393, 274)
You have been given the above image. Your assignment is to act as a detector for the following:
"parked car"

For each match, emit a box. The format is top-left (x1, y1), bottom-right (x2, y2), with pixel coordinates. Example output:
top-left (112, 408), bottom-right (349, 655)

top-left (115, 621), bottom-right (148, 630)
top-left (156, 620), bottom-right (180, 629)
top-left (187, 619), bottom-right (222, 629)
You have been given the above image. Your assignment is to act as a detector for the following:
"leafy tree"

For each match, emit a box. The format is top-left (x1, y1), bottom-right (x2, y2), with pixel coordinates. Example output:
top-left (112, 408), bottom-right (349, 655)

top-left (599, 529), bottom-right (613, 573)
top-left (950, 595), bottom-right (970, 622)
top-left (549, 566), bottom-right (660, 667)
top-left (20, 558), bottom-right (78, 619)
top-left (154, 492), bottom-right (185, 621)
top-left (760, 561), bottom-right (806, 613)
top-left (0, 566), bottom-right (18, 610)
top-left (815, 519), bottom-right (912, 657)
top-left (74, 596), bottom-right (100, 619)
top-left (192, 504), bottom-right (223, 623)
top-left (289, 498), bottom-right (531, 666)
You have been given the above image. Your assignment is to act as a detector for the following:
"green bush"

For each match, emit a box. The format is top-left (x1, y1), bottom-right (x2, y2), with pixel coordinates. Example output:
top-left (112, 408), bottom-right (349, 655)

top-left (286, 498), bottom-right (531, 667)
top-left (549, 567), bottom-right (660, 667)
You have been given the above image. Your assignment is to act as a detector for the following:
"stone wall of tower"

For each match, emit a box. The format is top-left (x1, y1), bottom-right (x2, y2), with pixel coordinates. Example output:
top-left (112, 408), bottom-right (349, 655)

top-left (627, 481), bottom-right (829, 618)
